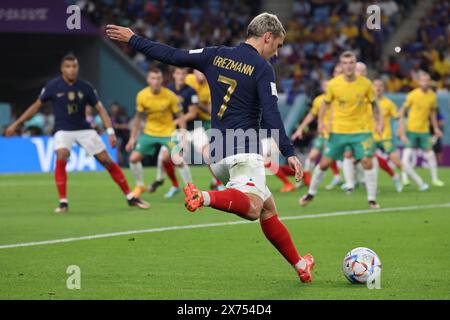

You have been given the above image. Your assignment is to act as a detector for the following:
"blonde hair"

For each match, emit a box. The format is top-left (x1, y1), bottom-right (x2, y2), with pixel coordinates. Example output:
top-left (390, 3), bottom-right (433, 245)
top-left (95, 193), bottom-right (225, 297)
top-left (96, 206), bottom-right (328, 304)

top-left (247, 13), bottom-right (286, 39)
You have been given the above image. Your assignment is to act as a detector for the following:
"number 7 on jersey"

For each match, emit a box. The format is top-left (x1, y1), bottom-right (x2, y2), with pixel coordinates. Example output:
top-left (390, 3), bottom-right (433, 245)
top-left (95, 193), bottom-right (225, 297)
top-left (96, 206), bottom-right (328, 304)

top-left (217, 75), bottom-right (237, 119)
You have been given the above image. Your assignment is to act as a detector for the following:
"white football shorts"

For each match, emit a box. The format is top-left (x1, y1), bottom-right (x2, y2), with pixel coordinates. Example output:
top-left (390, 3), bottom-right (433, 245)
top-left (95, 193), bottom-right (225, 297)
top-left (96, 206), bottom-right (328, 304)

top-left (209, 153), bottom-right (272, 202)
top-left (54, 129), bottom-right (106, 156)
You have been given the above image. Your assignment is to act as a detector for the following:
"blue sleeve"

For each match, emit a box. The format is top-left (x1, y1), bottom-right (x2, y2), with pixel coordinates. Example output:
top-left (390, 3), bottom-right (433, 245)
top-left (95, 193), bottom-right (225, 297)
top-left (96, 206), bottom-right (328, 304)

top-left (85, 83), bottom-right (99, 106)
top-left (39, 82), bottom-right (53, 102)
top-left (257, 64), bottom-right (295, 158)
top-left (129, 35), bottom-right (217, 72)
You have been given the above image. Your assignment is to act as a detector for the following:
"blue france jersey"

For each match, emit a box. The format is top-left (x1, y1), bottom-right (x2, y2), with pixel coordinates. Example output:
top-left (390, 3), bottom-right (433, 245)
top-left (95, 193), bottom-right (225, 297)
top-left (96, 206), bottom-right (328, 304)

top-left (130, 36), bottom-right (294, 161)
top-left (167, 83), bottom-right (199, 131)
top-left (39, 76), bottom-right (99, 132)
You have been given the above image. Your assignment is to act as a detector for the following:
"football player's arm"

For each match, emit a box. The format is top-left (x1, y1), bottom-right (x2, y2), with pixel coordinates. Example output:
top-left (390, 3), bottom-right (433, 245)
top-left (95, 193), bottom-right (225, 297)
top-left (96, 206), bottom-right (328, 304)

top-left (258, 65), bottom-right (303, 181)
top-left (430, 109), bottom-right (442, 138)
top-left (95, 101), bottom-right (117, 148)
top-left (106, 25), bottom-right (215, 72)
top-left (198, 102), bottom-right (211, 115)
top-left (372, 100), bottom-right (384, 137)
top-left (5, 99), bottom-right (43, 136)
top-left (184, 104), bottom-right (199, 123)
top-left (126, 112), bottom-right (145, 153)
top-left (397, 97), bottom-right (410, 141)
top-left (318, 99), bottom-right (331, 137)
top-left (291, 111), bottom-right (315, 141)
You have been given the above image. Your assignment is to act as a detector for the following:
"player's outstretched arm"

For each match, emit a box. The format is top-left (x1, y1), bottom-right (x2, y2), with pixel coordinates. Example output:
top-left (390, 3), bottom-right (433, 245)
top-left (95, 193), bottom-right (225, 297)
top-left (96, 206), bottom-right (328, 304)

top-left (372, 101), bottom-right (384, 137)
top-left (317, 100), bottom-right (330, 137)
top-left (291, 111), bottom-right (315, 140)
top-left (396, 105), bottom-right (409, 144)
top-left (105, 25), bottom-right (214, 72)
top-left (4, 99), bottom-right (43, 136)
top-left (95, 102), bottom-right (117, 148)
top-left (126, 112), bottom-right (145, 153)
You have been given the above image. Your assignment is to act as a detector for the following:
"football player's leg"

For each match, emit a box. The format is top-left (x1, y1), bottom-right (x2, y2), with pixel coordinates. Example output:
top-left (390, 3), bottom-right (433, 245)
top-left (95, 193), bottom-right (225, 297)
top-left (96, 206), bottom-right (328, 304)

top-left (401, 135), bottom-right (427, 189)
top-left (260, 196), bottom-right (314, 283)
top-left (300, 155), bottom-right (334, 206)
top-left (389, 150), bottom-right (402, 170)
top-left (129, 134), bottom-right (155, 196)
top-left (264, 160), bottom-right (294, 192)
top-left (148, 146), bottom-right (166, 193)
top-left (54, 148), bottom-right (70, 212)
top-left (421, 136), bottom-right (443, 186)
top-left (358, 138), bottom-right (379, 207)
top-left (309, 156), bottom-right (333, 195)
top-left (306, 134), bottom-right (344, 198)
top-left (201, 143), bottom-right (224, 190)
top-left (53, 131), bottom-right (74, 213)
top-left (303, 148), bottom-right (321, 186)
top-left (55, 149), bottom-right (70, 201)
top-left (208, 155), bottom-right (265, 220)
top-left (156, 146), bottom-right (167, 182)
top-left (170, 148), bottom-right (192, 186)
top-left (129, 151), bottom-right (146, 195)
top-left (342, 152), bottom-right (355, 190)
top-left (375, 153), bottom-right (395, 177)
top-left (185, 155), bottom-right (264, 220)
top-left (95, 150), bottom-right (132, 198)
top-left (262, 138), bottom-right (294, 192)
top-left (161, 147), bottom-right (179, 188)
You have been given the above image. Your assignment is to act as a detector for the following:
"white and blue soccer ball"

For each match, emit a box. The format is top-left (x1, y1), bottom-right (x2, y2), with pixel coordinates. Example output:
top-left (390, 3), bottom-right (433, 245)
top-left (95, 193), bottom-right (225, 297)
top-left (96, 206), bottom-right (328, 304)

top-left (342, 247), bottom-right (382, 284)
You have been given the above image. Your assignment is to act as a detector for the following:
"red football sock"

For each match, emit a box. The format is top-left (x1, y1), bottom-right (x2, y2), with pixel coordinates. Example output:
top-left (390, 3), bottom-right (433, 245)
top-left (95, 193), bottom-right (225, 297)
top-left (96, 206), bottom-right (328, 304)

top-left (106, 162), bottom-right (131, 195)
top-left (55, 159), bottom-right (67, 201)
top-left (207, 188), bottom-right (251, 216)
top-left (376, 154), bottom-right (395, 177)
top-left (303, 171), bottom-right (311, 186)
top-left (260, 215), bottom-right (301, 266)
top-left (265, 162), bottom-right (291, 185)
top-left (331, 160), bottom-right (340, 176)
top-left (163, 160), bottom-right (179, 188)
top-left (280, 165), bottom-right (295, 176)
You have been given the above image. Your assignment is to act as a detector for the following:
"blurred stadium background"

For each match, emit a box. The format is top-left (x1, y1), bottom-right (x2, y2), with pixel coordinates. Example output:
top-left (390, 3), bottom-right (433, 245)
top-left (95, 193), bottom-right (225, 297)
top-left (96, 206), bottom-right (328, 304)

top-left (0, 0), bottom-right (449, 173)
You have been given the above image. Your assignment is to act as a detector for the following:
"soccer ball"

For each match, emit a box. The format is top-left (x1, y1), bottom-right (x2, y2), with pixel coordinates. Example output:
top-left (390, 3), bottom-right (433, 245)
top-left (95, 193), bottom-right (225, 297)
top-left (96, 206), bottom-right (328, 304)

top-left (342, 247), bottom-right (382, 284)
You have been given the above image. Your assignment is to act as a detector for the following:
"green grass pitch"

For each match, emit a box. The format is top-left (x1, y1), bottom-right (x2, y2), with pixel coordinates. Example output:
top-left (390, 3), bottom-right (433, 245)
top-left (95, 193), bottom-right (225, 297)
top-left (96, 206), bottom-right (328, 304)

top-left (0, 166), bottom-right (449, 300)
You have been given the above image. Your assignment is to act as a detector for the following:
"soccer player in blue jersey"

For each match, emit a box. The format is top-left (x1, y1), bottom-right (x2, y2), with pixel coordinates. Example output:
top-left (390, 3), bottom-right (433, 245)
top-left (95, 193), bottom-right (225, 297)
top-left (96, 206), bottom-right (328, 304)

top-left (5, 54), bottom-right (149, 213)
top-left (106, 13), bottom-right (315, 283)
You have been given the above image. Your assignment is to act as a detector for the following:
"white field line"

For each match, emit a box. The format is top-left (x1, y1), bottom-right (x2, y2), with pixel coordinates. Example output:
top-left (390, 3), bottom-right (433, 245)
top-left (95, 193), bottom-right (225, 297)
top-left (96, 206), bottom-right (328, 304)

top-left (0, 202), bottom-right (449, 250)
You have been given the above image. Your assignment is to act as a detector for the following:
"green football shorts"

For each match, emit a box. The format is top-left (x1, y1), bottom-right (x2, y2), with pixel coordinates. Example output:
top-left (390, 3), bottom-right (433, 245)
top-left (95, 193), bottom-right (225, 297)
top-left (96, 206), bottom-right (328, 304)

top-left (135, 133), bottom-right (177, 156)
top-left (324, 133), bottom-right (374, 160)
top-left (406, 131), bottom-right (432, 150)
top-left (312, 136), bottom-right (327, 152)
top-left (374, 139), bottom-right (395, 154)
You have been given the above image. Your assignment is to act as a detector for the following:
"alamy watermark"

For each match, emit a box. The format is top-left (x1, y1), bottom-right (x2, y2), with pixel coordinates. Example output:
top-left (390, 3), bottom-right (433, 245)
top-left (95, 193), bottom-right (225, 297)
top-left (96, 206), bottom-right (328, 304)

top-left (66, 5), bottom-right (81, 30)
top-left (66, 265), bottom-right (81, 290)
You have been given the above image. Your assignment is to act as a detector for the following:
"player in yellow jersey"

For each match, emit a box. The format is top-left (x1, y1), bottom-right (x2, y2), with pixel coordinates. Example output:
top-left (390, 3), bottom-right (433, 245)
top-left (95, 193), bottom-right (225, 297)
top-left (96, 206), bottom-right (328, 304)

top-left (398, 71), bottom-right (444, 189)
top-left (300, 51), bottom-right (383, 209)
top-left (126, 67), bottom-right (187, 197)
top-left (372, 79), bottom-right (404, 192)
top-left (291, 79), bottom-right (342, 189)
top-left (185, 69), bottom-right (225, 190)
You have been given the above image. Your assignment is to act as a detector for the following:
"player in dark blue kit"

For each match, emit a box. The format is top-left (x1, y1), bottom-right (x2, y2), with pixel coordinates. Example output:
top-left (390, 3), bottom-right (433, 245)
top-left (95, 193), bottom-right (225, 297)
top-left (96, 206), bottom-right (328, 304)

top-left (107, 13), bottom-right (315, 283)
top-left (5, 54), bottom-right (149, 213)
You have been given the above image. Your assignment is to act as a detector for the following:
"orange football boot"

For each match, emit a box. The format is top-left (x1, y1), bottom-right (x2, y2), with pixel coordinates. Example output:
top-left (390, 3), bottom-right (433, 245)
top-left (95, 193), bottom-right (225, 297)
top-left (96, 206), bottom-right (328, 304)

top-left (183, 182), bottom-right (204, 212)
top-left (297, 253), bottom-right (315, 283)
